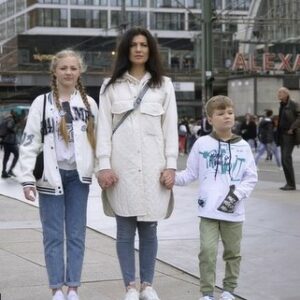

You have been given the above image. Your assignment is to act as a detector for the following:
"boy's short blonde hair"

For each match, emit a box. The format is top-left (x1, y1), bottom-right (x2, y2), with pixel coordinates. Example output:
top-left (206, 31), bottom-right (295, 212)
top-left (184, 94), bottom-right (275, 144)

top-left (205, 95), bottom-right (234, 117)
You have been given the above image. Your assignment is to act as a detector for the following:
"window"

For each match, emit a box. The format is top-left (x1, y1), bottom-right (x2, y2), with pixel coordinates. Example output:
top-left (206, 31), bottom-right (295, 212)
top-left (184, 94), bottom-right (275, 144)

top-left (151, 0), bottom-right (184, 8)
top-left (16, 0), bottom-right (26, 13)
top-left (188, 13), bottom-right (201, 30)
top-left (33, 8), bottom-right (67, 27)
top-left (19, 49), bottom-right (30, 64)
top-left (71, 9), bottom-right (107, 28)
top-left (225, 0), bottom-right (251, 10)
top-left (7, 1), bottom-right (15, 18)
top-left (0, 3), bottom-right (6, 20)
top-left (151, 13), bottom-right (184, 30)
top-left (37, 0), bottom-right (67, 3)
top-left (186, 0), bottom-right (200, 9)
top-left (110, 0), bottom-right (146, 7)
top-left (7, 19), bottom-right (15, 38)
top-left (16, 15), bottom-right (26, 33)
top-left (0, 23), bottom-right (6, 40)
top-left (71, 0), bottom-right (107, 5)
top-left (111, 11), bottom-right (146, 28)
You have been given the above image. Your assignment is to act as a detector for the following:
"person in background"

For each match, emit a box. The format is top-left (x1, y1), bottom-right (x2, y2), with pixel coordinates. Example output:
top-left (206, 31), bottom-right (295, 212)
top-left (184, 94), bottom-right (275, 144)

top-left (187, 118), bottom-right (201, 153)
top-left (255, 109), bottom-right (281, 169)
top-left (276, 87), bottom-right (300, 190)
top-left (178, 118), bottom-right (188, 155)
top-left (15, 49), bottom-right (98, 300)
top-left (200, 115), bottom-right (212, 136)
top-left (96, 27), bottom-right (178, 300)
top-left (240, 113), bottom-right (257, 152)
top-left (1, 110), bottom-right (19, 178)
top-left (170, 95), bottom-right (257, 300)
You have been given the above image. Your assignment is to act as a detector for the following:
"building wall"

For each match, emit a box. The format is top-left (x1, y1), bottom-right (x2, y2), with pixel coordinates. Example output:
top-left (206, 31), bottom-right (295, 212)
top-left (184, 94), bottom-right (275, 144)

top-left (228, 77), bottom-right (255, 116)
top-left (256, 77), bottom-right (283, 115)
top-left (228, 76), bottom-right (300, 117)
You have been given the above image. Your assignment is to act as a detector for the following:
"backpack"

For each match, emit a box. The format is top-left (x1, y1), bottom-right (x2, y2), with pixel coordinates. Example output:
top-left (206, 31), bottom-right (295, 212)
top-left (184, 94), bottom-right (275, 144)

top-left (0, 118), bottom-right (8, 139)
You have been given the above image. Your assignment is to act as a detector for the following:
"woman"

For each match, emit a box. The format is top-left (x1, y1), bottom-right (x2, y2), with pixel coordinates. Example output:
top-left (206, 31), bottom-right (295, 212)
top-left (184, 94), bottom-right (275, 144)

top-left (16, 49), bottom-right (98, 300)
top-left (96, 27), bottom-right (178, 300)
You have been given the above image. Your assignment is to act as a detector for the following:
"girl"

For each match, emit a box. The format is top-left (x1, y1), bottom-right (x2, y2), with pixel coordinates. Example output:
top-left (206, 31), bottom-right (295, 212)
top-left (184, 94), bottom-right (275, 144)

top-left (16, 49), bottom-right (98, 300)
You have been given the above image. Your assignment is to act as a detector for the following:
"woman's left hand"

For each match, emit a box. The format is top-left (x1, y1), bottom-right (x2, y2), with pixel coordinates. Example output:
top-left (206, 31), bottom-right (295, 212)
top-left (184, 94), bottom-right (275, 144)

top-left (96, 169), bottom-right (118, 190)
top-left (160, 169), bottom-right (175, 190)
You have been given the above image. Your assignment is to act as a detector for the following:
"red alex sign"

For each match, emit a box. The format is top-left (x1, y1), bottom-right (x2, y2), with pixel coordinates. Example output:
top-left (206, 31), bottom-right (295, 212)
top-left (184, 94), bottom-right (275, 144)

top-left (231, 53), bottom-right (300, 72)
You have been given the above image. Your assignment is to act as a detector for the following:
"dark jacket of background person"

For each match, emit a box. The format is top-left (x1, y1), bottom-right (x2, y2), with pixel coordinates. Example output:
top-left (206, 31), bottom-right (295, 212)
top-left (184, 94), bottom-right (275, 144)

top-left (2, 113), bottom-right (18, 145)
top-left (277, 98), bottom-right (300, 145)
top-left (240, 117), bottom-right (257, 141)
top-left (258, 115), bottom-right (274, 144)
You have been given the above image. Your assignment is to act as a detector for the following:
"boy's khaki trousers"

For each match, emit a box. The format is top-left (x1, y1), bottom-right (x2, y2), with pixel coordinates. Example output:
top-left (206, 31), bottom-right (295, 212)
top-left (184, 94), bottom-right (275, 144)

top-left (199, 217), bottom-right (243, 295)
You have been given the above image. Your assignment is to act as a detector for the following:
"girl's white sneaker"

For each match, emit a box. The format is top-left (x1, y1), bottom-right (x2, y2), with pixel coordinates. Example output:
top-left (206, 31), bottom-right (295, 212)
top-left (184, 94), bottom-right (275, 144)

top-left (67, 290), bottom-right (79, 300)
top-left (139, 286), bottom-right (160, 300)
top-left (124, 288), bottom-right (139, 300)
top-left (52, 290), bottom-right (65, 300)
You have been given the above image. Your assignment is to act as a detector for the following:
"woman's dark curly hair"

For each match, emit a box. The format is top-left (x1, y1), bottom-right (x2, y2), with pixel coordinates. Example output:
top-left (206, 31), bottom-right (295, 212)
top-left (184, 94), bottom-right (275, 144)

top-left (105, 27), bottom-right (164, 89)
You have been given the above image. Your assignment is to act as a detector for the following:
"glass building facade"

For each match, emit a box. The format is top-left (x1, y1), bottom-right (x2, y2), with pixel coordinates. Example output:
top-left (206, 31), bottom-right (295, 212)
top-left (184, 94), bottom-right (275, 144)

top-left (0, 0), bottom-right (252, 117)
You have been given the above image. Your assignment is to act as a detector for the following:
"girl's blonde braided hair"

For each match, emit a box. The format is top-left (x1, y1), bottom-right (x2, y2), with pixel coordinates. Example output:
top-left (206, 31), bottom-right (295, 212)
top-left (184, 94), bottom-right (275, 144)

top-left (50, 49), bottom-right (96, 150)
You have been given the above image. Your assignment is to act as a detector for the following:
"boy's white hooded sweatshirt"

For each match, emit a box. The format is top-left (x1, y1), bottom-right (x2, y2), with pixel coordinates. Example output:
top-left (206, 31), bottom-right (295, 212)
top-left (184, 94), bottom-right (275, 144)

top-left (175, 132), bottom-right (257, 222)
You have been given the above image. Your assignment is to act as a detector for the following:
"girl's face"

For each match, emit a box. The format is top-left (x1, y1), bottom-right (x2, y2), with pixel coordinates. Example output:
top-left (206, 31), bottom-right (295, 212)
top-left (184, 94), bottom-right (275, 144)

top-left (208, 107), bottom-right (235, 133)
top-left (54, 55), bottom-right (81, 89)
top-left (129, 34), bottom-right (149, 67)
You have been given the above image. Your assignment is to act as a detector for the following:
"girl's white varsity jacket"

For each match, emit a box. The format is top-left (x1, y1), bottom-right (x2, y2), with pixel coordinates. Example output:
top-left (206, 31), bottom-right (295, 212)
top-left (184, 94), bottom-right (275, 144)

top-left (15, 91), bottom-right (98, 195)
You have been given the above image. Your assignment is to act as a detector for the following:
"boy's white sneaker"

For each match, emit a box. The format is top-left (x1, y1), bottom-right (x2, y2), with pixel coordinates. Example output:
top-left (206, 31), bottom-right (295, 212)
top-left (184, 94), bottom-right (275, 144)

top-left (67, 290), bottom-right (79, 300)
top-left (220, 291), bottom-right (235, 300)
top-left (199, 296), bottom-right (215, 300)
top-left (124, 288), bottom-right (139, 300)
top-left (139, 286), bottom-right (160, 300)
top-left (52, 290), bottom-right (65, 300)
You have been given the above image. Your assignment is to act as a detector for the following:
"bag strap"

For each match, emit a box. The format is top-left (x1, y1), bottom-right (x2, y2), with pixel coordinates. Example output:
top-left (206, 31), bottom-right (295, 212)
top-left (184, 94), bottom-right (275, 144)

top-left (112, 83), bottom-right (149, 135)
top-left (41, 94), bottom-right (47, 143)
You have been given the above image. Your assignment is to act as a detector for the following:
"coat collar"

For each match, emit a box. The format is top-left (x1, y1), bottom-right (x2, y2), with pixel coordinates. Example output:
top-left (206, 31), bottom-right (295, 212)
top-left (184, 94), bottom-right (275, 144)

top-left (122, 71), bottom-right (151, 84)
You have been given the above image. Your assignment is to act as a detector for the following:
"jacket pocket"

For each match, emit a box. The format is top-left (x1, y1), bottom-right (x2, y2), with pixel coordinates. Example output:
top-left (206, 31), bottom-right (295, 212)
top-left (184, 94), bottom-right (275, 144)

top-left (140, 103), bottom-right (164, 136)
top-left (111, 101), bottom-right (134, 130)
top-left (140, 103), bottom-right (164, 116)
top-left (111, 101), bottom-right (134, 114)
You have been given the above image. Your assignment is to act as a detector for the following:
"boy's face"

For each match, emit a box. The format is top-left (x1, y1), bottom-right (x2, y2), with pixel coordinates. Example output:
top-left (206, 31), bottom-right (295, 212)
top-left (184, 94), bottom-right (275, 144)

top-left (208, 106), bottom-right (235, 132)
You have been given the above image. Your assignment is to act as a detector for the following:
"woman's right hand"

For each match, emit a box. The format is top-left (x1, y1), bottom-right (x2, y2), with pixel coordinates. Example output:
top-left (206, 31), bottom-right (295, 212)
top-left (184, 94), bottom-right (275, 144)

top-left (23, 186), bottom-right (37, 202)
top-left (96, 169), bottom-right (118, 190)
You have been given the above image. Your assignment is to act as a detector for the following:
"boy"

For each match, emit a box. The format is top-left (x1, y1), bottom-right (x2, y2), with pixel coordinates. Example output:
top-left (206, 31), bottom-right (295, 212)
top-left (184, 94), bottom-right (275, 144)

top-left (173, 96), bottom-right (257, 300)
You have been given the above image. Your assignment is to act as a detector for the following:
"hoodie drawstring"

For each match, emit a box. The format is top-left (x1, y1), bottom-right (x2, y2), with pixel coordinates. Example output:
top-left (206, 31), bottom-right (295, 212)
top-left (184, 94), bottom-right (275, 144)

top-left (214, 139), bottom-right (221, 180)
top-left (228, 140), bottom-right (232, 179)
top-left (214, 139), bottom-right (232, 180)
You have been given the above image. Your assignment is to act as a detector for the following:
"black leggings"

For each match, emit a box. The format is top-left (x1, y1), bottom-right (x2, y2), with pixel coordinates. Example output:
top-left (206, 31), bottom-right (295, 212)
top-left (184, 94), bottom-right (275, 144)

top-left (2, 143), bottom-right (19, 173)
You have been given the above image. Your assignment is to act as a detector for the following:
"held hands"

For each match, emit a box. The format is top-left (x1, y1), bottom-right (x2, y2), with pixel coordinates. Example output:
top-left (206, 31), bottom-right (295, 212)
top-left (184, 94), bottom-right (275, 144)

top-left (23, 186), bottom-right (37, 202)
top-left (217, 185), bottom-right (239, 213)
top-left (160, 169), bottom-right (175, 190)
top-left (96, 169), bottom-right (118, 190)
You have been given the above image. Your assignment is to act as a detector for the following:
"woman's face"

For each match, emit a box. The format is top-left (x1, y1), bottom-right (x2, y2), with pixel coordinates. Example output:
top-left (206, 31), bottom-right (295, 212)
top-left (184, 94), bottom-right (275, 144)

top-left (54, 55), bottom-right (81, 89)
top-left (129, 34), bottom-right (149, 67)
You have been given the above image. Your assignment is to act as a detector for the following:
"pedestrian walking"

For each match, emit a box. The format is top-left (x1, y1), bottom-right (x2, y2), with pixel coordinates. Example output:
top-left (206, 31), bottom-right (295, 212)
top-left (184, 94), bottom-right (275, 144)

top-left (276, 87), bottom-right (300, 190)
top-left (240, 113), bottom-right (257, 152)
top-left (96, 27), bottom-right (178, 300)
top-left (173, 95), bottom-right (257, 300)
top-left (255, 109), bottom-right (281, 168)
top-left (1, 110), bottom-right (19, 178)
top-left (15, 49), bottom-right (98, 300)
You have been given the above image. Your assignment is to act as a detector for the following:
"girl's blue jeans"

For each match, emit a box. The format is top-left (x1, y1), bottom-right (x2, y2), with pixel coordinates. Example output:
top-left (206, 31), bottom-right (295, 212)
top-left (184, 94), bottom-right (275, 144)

top-left (39, 169), bottom-right (89, 289)
top-left (116, 215), bottom-right (158, 287)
